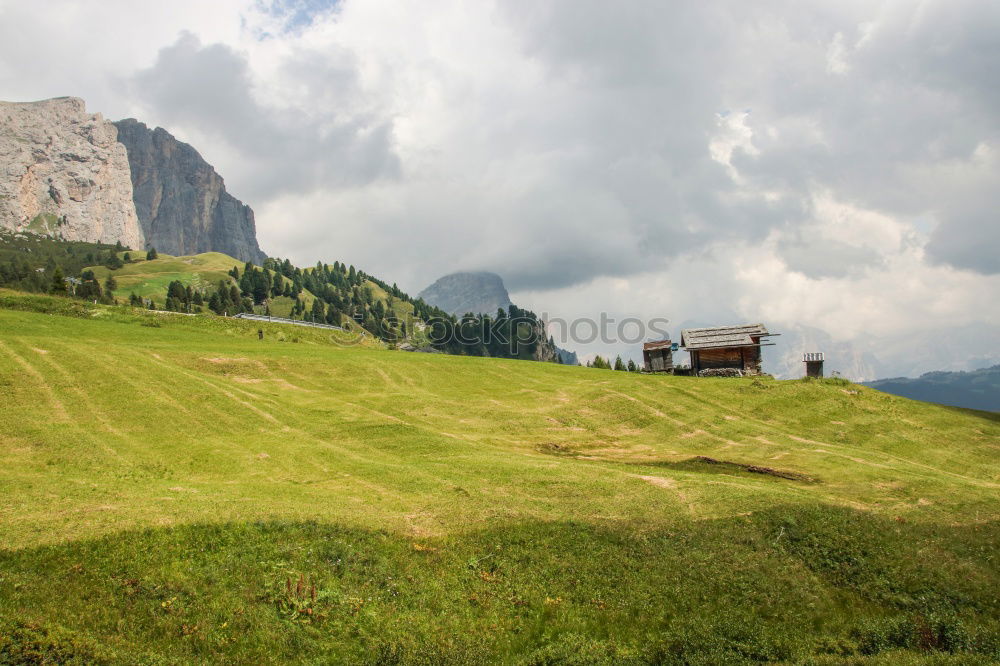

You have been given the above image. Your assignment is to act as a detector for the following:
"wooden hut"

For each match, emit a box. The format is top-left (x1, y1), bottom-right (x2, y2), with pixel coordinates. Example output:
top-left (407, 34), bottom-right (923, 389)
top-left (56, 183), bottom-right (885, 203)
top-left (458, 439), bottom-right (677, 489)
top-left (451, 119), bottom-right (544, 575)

top-left (642, 339), bottom-right (674, 373)
top-left (680, 324), bottom-right (776, 376)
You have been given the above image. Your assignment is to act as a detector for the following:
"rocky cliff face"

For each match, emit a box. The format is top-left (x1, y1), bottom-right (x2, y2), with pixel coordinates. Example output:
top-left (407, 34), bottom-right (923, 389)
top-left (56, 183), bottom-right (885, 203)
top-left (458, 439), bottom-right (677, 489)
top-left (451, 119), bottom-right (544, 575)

top-left (0, 97), bottom-right (144, 248)
top-left (418, 272), bottom-right (513, 316)
top-left (114, 119), bottom-right (265, 264)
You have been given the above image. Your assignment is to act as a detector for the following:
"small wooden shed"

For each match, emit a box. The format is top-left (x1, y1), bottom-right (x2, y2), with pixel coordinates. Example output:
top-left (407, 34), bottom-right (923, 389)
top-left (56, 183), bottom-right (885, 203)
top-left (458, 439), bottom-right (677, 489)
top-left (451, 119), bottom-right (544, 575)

top-left (642, 339), bottom-right (674, 373)
top-left (804, 352), bottom-right (824, 378)
top-left (680, 324), bottom-right (776, 376)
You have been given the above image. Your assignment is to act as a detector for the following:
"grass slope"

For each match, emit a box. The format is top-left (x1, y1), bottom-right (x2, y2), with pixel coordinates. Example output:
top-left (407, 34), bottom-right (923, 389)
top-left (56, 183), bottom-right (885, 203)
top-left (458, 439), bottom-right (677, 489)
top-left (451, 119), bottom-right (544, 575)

top-left (85, 252), bottom-right (318, 317)
top-left (0, 293), bottom-right (998, 663)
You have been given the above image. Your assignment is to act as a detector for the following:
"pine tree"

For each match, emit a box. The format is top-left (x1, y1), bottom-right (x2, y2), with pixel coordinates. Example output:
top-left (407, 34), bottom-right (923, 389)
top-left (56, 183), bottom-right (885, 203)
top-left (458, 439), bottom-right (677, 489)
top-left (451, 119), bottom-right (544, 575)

top-left (627, 359), bottom-right (637, 372)
top-left (105, 253), bottom-right (123, 270)
top-left (614, 355), bottom-right (626, 371)
top-left (167, 280), bottom-right (186, 302)
top-left (311, 298), bottom-right (325, 322)
top-left (146, 247), bottom-right (158, 260)
top-left (104, 275), bottom-right (117, 293)
top-left (50, 267), bottom-right (65, 295)
top-left (208, 292), bottom-right (222, 314)
top-left (239, 270), bottom-right (253, 296)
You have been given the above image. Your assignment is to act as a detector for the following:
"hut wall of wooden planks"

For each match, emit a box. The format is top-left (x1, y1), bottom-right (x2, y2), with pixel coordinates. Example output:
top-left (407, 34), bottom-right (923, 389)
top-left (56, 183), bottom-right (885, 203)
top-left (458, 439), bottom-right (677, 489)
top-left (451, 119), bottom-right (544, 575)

top-left (642, 340), bottom-right (674, 373)
top-left (680, 324), bottom-right (777, 376)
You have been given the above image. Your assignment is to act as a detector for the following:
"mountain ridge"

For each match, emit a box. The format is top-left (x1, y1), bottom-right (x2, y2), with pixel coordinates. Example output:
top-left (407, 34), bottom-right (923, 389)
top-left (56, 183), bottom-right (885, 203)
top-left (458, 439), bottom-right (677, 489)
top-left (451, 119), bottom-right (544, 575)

top-left (864, 364), bottom-right (1000, 412)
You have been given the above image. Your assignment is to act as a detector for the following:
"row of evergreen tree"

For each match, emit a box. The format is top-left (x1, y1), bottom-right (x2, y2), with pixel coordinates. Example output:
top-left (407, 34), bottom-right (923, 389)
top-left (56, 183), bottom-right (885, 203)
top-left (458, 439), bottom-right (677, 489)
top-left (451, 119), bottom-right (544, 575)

top-left (587, 355), bottom-right (639, 371)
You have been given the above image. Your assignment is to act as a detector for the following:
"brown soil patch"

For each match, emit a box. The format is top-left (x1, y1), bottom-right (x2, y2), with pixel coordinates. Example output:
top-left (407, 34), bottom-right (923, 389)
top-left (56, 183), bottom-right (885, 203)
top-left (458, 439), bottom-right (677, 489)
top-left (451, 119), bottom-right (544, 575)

top-left (634, 474), bottom-right (676, 489)
top-left (692, 456), bottom-right (816, 483)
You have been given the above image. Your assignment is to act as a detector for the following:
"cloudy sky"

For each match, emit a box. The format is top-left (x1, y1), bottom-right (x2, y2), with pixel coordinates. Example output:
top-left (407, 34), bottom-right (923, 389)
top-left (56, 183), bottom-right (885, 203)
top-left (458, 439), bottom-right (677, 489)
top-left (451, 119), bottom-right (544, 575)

top-left (2, 0), bottom-right (998, 375)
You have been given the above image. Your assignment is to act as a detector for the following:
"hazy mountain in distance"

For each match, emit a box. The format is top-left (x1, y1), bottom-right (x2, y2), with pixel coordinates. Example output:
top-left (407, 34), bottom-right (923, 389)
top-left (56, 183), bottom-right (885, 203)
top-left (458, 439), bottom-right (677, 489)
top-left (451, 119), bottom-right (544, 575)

top-left (419, 271), bottom-right (512, 316)
top-left (766, 322), bottom-right (1000, 382)
top-left (865, 365), bottom-right (1000, 412)
top-left (766, 324), bottom-right (884, 381)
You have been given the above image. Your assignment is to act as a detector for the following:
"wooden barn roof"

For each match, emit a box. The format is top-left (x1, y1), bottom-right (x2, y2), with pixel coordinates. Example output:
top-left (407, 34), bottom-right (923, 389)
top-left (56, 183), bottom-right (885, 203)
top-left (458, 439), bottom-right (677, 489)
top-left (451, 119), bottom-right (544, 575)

top-left (680, 324), bottom-right (773, 350)
top-left (643, 339), bottom-right (673, 351)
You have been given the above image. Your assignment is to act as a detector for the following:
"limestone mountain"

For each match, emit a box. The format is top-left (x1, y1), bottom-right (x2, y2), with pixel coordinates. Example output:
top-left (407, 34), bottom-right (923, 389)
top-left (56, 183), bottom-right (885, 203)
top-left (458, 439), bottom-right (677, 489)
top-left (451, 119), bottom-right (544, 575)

top-left (114, 119), bottom-right (265, 264)
top-left (0, 97), bottom-right (144, 249)
top-left (418, 271), bottom-right (512, 317)
top-left (0, 96), bottom-right (266, 264)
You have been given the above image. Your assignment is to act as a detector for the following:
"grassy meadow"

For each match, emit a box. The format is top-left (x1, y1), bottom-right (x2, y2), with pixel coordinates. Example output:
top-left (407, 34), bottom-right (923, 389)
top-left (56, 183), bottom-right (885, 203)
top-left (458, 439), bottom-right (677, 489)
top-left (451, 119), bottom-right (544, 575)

top-left (0, 290), bottom-right (998, 663)
top-left (85, 252), bottom-right (318, 318)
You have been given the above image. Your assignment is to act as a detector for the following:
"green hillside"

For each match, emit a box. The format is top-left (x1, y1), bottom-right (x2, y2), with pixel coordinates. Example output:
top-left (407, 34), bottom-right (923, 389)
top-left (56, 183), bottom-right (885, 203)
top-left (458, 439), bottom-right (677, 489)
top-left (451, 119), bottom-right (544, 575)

top-left (85, 251), bottom-right (245, 301)
top-left (83, 251), bottom-right (319, 318)
top-left (0, 292), bottom-right (998, 663)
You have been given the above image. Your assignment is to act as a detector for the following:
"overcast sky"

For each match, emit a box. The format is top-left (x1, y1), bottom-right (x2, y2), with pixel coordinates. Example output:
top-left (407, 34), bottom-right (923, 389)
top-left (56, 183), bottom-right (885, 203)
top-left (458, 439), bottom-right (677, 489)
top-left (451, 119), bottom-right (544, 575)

top-left (2, 0), bottom-right (998, 374)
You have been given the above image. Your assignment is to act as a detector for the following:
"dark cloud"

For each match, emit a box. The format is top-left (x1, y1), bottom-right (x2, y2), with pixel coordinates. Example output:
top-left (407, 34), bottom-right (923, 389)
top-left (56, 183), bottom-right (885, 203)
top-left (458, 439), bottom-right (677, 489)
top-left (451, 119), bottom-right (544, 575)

top-left (129, 32), bottom-right (399, 200)
top-left (927, 205), bottom-right (1000, 274)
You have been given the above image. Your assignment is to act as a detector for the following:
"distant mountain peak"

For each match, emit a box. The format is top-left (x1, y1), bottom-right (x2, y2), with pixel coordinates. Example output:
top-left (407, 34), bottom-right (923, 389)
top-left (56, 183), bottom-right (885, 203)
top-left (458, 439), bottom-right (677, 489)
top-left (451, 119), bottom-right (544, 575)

top-left (418, 271), bottom-right (512, 316)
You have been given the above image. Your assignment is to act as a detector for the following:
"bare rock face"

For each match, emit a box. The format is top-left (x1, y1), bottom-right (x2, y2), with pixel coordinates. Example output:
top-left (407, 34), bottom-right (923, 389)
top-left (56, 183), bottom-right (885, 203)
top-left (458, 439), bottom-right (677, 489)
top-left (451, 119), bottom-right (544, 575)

top-left (113, 119), bottom-right (266, 264)
top-left (418, 272), bottom-right (513, 317)
top-left (0, 97), bottom-right (145, 248)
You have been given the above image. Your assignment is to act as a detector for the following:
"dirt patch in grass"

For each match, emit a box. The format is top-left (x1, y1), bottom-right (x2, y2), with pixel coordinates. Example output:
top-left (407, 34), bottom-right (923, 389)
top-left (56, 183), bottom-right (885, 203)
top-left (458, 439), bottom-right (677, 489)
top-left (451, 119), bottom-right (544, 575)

top-left (645, 456), bottom-right (818, 483)
top-left (536, 442), bottom-right (577, 456)
top-left (633, 474), bottom-right (676, 489)
top-left (690, 456), bottom-right (817, 483)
